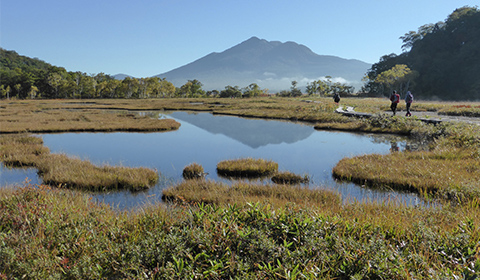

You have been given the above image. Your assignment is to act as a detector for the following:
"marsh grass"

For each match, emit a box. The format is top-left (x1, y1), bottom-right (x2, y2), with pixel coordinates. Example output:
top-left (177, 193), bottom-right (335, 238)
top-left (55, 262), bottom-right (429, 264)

top-left (0, 134), bottom-right (158, 191)
top-left (2, 98), bottom-right (480, 278)
top-left (0, 134), bottom-right (50, 167)
top-left (37, 154), bottom-right (158, 191)
top-left (439, 104), bottom-right (480, 117)
top-left (216, 158), bottom-right (279, 178)
top-left (162, 178), bottom-right (340, 209)
top-left (182, 163), bottom-right (205, 180)
top-left (2, 183), bottom-right (480, 279)
top-left (333, 147), bottom-right (480, 202)
top-left (0, 101), bottom-right (180, 133)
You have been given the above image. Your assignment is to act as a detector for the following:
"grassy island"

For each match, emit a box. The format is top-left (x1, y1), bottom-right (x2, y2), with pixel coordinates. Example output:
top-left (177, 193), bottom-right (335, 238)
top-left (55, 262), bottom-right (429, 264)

top-left (216, 158), bottom-right (279, 178)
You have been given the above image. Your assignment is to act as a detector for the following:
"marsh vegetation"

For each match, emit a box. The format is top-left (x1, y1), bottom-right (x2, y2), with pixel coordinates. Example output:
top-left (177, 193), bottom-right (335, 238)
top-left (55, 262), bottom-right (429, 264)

top-left (1, 97), bottom-right (480, 278)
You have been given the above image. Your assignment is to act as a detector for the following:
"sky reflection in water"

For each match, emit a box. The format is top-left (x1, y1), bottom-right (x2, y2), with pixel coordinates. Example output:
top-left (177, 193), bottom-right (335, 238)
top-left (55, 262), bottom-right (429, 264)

top-left (1, 111), bottom-right (424, 209)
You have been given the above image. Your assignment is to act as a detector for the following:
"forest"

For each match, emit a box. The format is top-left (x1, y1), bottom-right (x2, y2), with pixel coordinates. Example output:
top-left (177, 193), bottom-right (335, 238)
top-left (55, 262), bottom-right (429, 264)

top-left (364, 6), bottom-right (480, 100)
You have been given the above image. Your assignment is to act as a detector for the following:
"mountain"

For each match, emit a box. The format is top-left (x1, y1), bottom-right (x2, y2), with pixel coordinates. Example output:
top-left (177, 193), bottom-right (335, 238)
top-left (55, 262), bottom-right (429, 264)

top-left (169, 111), bottom-right (314, 149)
top-left (113, 73), bottom-right (133, 80)
top-left (155, 37), bottom-right (371, 92)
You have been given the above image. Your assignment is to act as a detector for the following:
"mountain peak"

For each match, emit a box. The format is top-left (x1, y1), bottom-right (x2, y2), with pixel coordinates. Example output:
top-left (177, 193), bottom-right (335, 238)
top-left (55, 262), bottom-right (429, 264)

top-left (155, 37), bottom-right (371, 91)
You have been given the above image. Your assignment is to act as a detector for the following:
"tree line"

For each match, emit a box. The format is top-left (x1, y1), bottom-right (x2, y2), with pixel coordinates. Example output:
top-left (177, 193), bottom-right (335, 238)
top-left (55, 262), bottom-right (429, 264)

top-left (1, 48), bottom-right (357, 100)
top-left (363, 6), bottom-right (480, 100)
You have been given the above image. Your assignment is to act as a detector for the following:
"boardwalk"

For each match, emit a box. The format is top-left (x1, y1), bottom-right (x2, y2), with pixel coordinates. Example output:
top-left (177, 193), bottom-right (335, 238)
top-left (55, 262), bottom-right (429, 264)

top-left (335, 106), bottom-right (480, 125)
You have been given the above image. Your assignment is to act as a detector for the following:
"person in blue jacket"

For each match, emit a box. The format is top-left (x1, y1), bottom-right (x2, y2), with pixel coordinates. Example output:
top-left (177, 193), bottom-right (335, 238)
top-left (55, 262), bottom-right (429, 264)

top-left (405, 91), bottom-right (414, 116)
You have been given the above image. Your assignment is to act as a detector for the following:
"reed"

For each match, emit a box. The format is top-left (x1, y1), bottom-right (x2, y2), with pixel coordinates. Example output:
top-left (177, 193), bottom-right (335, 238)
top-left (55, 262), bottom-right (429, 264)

top-left (216, 157), bottom-right (279, 178)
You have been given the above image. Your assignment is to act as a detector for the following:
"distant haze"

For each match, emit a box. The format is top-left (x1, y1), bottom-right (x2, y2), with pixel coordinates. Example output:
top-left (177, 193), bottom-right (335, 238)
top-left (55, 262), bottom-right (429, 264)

top-left (153, 37), bottom-right (371, 92)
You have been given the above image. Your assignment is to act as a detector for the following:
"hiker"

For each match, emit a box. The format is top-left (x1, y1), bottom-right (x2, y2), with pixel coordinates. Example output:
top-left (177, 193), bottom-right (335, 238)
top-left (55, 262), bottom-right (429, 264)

top-left (405, 91), bottom-right (414, 116)
top-left (333, 92), bottom-right (340, 104)
top-left (389, 90), bottom-right (400, 116)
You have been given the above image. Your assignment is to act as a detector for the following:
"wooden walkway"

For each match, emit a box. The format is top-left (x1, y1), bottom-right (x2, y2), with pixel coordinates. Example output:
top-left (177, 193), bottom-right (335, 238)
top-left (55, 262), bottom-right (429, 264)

top-left (335, 106), bottom-right (443, 125)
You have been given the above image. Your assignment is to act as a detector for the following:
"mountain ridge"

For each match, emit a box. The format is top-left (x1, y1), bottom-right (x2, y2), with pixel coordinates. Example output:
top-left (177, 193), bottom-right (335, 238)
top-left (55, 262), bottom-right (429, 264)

top-left (155, 37), bottom-right (371, 91)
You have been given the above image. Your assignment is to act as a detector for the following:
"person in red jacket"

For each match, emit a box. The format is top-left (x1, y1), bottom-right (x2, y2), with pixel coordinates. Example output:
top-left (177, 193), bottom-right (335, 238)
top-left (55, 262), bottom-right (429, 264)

top-left (389, 90), bottom-right (400, 116)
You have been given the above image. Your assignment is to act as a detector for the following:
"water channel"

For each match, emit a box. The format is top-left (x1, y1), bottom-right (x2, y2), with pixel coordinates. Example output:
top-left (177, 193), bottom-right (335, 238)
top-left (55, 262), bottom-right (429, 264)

top-left (1, 111), bottom-right (425, 209)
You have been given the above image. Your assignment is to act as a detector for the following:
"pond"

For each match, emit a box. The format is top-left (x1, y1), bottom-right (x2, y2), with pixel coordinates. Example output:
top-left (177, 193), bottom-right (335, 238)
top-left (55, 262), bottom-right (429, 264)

top-left (1, 111), bottom-right (425, 209)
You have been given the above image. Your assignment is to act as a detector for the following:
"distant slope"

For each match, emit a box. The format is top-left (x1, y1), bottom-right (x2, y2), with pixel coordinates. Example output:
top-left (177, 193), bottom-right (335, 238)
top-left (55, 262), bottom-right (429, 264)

top-left (113, 73), bottom-right (133, 80)
top-left (155, 37), bottom-right (371, 91)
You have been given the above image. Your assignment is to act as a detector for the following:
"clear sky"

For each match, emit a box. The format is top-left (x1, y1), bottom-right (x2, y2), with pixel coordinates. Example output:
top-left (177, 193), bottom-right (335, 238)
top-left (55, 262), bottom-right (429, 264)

top-left (1, 0), bottom-right (478, 78)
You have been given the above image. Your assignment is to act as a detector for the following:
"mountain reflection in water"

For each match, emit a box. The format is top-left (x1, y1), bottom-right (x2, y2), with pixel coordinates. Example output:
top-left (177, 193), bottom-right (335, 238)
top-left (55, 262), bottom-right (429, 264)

top-left (1, 111), bottom-right (427, 209)
top-left (169, 111), bottom-right (314, 148)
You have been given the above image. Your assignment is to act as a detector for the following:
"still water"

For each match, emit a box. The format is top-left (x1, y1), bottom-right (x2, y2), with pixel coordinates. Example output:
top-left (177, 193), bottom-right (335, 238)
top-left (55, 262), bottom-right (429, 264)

top-left (1, 111), bottom-right (423, 209)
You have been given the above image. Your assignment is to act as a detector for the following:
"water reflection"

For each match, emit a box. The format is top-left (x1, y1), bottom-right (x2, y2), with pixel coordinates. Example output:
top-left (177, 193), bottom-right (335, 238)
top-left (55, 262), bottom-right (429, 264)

top-left (170, 111), bottom-right (314, 148)
top-left (1, 111), bottom-right (427, 209)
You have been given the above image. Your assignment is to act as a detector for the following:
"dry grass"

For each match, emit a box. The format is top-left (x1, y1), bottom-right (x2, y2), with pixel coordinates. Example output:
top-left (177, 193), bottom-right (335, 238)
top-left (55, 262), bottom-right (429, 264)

top-left (333, 147), bottom-right (480, 202)
top-left (0, 134), bottom-right (158, 191)
top-left (0, 134), bottom-right (50, 167)
top-left (0, 100), bottom-right (180, 133)
top-left (162, 179), bottom-right (341, 209)
top-left (182, 163), bottom-right (206, 180)
top-left (216, 158), bottom-right (279, 178)
top-left (37, 153), bottom-right (158, 191)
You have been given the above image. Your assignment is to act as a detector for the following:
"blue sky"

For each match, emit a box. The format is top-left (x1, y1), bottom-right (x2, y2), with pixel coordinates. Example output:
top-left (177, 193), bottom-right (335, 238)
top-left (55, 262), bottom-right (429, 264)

top-left (1, 0), bottom-right (478, 78)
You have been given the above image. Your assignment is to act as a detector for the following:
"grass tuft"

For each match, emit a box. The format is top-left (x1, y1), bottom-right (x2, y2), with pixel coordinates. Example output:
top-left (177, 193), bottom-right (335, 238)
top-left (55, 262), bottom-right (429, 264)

top-left (182, 163), bottom-right (206, 180)
top-left (216, 158), bottom-right (278, 178)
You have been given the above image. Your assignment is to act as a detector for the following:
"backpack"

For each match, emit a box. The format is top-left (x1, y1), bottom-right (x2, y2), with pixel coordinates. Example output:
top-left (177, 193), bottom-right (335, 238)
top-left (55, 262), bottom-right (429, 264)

top-left (406, 92), bottom-right (413, 103)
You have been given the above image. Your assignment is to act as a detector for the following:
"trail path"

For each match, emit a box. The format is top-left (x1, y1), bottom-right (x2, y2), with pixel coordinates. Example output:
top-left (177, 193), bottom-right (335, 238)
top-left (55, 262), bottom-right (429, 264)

top-left (335, 106), bottom-right (480, 125)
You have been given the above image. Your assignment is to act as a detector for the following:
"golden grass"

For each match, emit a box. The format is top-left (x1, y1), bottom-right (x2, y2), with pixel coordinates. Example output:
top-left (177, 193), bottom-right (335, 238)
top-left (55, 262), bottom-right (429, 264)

top-left (216, 158), bottom-right (279, 178)
top-left (182, 162), bottom-right (205, 180)
top-left (0, 134), bottom-right (158, 191)
top-left (333, 147), bottom-right (480, 202)
top-left (2, 97), bottom-right (480, 200)
top-left (0, 100), bottom-right (180, 133)
top-left (0, 134), bottom-right (50, 167)
top-left (162, 179), bottom-right (341, 209)
top-left (37, 154), bottom-right (158, 191)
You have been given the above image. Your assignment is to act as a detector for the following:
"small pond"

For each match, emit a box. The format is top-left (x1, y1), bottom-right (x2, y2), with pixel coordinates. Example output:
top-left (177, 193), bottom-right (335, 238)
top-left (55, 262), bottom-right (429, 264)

top-left (1, 111), bottom-right (426, 209)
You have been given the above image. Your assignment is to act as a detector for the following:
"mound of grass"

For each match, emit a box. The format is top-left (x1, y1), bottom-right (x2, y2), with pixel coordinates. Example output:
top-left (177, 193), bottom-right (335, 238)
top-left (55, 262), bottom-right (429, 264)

top-left (0, 134), bottom-right (49, 167)
top-left (0, 134), bottom-right (158, 191)
top-left (333, 147), bottom-right (480, 202)
top-left (37, 154), bottom-right (158, 191)
top-left (217, 158), bottom-right (278, 178)
top-left (271, 171), bottom-right (309, 185)
top-left (182, 163), bottom-right (206, 180)
top-left (162, 178), bottom-right (340, 208)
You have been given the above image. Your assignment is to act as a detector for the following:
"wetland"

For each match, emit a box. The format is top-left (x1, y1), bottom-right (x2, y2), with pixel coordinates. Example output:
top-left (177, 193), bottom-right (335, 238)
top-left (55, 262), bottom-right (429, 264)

top-left (1, 97), bottom-right (480, 278)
